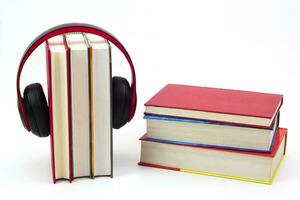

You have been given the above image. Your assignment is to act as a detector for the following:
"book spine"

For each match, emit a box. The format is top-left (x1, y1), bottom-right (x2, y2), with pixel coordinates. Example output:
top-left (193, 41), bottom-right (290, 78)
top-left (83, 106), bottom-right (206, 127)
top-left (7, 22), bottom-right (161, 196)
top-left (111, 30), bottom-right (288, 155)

top-left (45, 41), bottom-right (56, 184)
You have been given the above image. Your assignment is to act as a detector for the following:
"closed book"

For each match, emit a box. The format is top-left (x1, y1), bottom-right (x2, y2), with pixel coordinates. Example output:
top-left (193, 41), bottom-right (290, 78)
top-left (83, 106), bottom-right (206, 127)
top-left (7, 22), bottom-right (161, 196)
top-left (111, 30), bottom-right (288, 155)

top-left (139, 128), bottom-right (287, 184)
top-left (46, 36), bottom-right (72, 183)
top-left (85, 33), bottom-right (113, 178)
top-left (144, 113), bottom-right (279, 152)
top-left (145, 84), bottom-right (283, 128)
top-left (65, 33), bottom-right (91, 179)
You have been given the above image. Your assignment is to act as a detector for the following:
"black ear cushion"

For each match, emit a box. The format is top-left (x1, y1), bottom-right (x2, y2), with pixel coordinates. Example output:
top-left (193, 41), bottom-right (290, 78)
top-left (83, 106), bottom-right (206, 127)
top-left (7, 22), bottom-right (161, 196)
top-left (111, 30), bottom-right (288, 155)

top-left (112, 76), bottom-right (131, 129)
top-left (23, 83), bottom-right (50, 137)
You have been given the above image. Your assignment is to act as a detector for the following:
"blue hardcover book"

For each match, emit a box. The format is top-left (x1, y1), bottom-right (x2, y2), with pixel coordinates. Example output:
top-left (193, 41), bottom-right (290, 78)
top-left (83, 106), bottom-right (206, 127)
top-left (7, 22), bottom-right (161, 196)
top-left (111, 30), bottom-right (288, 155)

top-left (143, 113), bottom-right (279, 153)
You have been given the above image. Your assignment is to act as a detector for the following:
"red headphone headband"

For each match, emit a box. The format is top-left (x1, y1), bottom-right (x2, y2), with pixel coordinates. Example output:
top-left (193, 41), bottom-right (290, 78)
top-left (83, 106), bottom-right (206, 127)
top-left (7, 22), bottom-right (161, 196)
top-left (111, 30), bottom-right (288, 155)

top-left (17, 23), bottom-right (136, 130)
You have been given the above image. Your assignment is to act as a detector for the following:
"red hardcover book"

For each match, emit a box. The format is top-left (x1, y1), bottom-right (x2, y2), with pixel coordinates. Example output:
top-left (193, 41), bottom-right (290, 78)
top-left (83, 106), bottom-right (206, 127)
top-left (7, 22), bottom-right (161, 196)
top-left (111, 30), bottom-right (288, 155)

top-left (45, 41), bottom-right (55, 183)
top-left (145, 84), bottom-right (283, 128)
top-left (46, 36), bottom-right (73, 183)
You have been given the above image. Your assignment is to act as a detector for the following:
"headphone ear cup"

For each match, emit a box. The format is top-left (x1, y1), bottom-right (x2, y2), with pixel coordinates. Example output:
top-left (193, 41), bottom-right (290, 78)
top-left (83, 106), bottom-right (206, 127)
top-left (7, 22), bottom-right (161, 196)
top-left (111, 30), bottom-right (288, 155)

top-left (23, 83), bottom-right (50, 137)
top-left (112, 76), bottom-right (131, 129)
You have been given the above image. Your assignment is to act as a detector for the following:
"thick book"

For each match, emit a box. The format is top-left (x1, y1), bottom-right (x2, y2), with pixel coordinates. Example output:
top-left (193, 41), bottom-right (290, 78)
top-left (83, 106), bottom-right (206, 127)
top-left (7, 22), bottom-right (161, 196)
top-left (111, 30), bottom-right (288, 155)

top-left (65, 33), bottom-right (91, 179)
top-left (145, 84), bottom-right (283, 128)
top-left (46, 36), bottom-right (72, 183)
top-left (85, 33), bottom-right (113, 178)
top-left (139, 128), bottom-right (287, 184)
top-left (143, 113), bottom-right (279, 152)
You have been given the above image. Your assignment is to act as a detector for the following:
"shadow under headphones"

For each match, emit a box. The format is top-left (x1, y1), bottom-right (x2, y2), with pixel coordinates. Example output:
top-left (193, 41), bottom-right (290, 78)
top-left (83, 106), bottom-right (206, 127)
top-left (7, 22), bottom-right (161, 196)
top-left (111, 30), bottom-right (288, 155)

top-left (17, 23), bottom-right (137, 137)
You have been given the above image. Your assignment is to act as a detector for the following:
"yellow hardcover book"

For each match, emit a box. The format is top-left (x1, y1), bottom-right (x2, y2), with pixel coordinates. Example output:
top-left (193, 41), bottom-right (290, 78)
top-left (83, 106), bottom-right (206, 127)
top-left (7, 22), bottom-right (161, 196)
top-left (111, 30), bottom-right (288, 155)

top-left (85, 33), bottom-right (112, 177)
top-left (139, 128), bottom-right (287, 184)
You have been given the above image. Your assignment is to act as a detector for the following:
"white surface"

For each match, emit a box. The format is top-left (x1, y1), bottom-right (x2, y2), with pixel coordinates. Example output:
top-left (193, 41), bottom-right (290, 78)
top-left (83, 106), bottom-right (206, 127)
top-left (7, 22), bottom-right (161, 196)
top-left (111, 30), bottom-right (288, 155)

top-left (0, 0), bottom-right (299, 199)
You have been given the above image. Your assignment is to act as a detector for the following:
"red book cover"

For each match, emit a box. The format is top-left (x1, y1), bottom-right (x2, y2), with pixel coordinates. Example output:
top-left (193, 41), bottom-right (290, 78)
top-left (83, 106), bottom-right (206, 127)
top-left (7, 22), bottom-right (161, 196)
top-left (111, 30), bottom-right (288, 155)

top-left (45, 41), bottom-right (56, 183)
top-left (140, 128), bottom-right (287, 158)
top-left (145, 84), bottom-right (283, 126)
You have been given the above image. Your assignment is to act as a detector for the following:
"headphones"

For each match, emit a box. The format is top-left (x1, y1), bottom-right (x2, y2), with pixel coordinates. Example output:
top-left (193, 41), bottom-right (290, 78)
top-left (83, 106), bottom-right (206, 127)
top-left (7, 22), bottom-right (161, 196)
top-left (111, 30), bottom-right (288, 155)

top-left (17, 23), bottom-right (137, 137)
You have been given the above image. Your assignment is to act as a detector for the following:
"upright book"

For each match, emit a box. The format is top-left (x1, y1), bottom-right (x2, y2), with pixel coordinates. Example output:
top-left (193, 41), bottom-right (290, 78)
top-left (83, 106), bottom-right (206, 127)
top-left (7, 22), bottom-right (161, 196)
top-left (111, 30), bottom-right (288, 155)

top-left (145, 84), bottom-right (283, 128)
top-left (65, 33), bottom-right (91, 179)
top-left (46, 33), bottom-right (113, 183)
top-left (46, 36), bottom-right (72, 183)
top-left (85, 33), bottom-right (113, 178)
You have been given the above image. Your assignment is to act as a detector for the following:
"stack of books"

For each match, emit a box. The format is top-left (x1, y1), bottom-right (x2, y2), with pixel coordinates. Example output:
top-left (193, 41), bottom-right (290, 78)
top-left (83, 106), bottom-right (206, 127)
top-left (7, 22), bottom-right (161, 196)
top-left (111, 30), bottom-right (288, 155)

top-left (47, 33), bottom-right (112, 183)
top-left (139, 84), bottom-right (287, 184)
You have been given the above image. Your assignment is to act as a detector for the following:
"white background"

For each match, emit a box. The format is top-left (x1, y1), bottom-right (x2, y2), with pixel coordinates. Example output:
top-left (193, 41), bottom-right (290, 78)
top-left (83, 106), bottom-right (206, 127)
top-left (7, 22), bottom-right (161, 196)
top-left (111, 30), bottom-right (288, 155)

top-left (0, 0), bottom-right (299, 199)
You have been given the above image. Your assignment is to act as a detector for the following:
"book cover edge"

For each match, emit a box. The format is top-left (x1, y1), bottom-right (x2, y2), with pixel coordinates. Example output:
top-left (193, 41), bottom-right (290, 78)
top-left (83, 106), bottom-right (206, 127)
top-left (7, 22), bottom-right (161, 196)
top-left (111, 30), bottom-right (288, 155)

top-left (45, 41), bottom-right (56, 184)
top-left (138, 155), bottom-right (285, 185)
